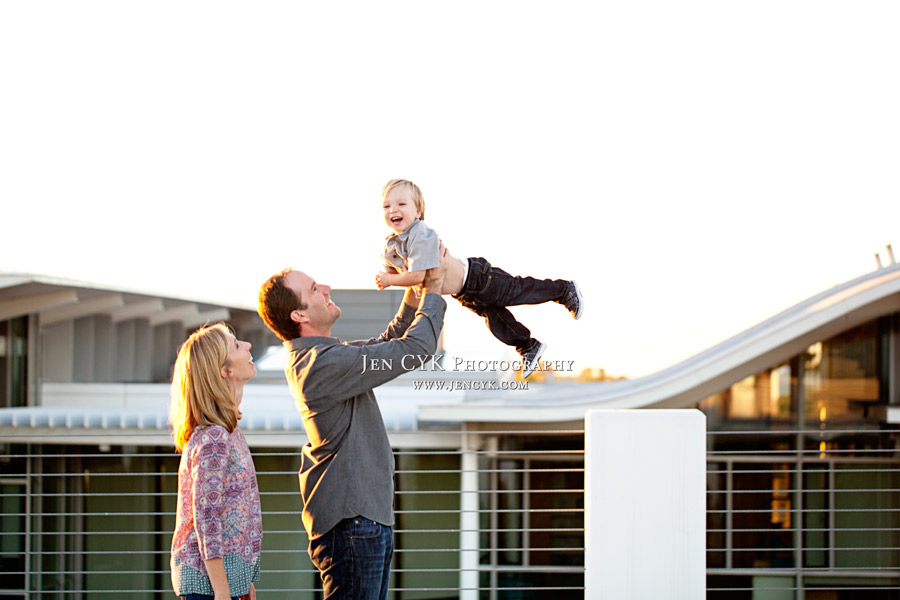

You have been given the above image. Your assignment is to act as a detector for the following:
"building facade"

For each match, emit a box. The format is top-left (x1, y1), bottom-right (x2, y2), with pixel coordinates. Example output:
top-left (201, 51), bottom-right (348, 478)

top-left (2, 263), bottom-right (900, 599)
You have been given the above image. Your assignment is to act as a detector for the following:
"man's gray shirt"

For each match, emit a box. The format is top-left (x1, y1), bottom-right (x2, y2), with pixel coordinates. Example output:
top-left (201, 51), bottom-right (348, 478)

top-left (283, 293), bottom-right (446, 540)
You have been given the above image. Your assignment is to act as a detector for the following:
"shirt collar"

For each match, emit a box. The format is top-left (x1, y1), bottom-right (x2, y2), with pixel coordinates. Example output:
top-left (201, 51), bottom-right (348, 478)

top-left (283, 336), bottom-right (339, 352)
top-left (385, 218), bottom-right (422, 243)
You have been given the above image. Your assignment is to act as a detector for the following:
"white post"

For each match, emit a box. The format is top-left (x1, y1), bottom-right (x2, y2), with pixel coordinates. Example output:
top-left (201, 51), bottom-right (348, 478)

top-left (460, 430), bottom-right (480, 600)
top-left (584, 409), bottom-right (706, 599)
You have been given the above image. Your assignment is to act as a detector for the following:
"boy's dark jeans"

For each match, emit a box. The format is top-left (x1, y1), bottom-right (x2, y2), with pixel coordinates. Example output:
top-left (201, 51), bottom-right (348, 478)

top-left (452, 257), bottom-right (569, 355)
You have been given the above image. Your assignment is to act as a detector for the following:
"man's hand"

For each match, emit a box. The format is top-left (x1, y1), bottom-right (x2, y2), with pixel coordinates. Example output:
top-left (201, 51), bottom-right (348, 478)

top-left (422, 243), bottom-right (448, 295)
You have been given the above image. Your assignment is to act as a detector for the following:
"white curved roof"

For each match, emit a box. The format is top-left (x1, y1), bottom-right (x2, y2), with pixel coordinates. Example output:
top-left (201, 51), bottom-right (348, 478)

top-left (4, 264), bottom-right (899, 439)
top-left (0, 271), bottom-right (258, 326)
top-left (419, 262), bottom-right (900, 423)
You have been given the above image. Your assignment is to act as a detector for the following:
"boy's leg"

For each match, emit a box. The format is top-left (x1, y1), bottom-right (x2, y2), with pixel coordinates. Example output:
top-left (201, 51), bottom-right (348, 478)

top-left (480, 305), bottom-right (535, 356)
top-left (455, 295), bottom-right (537, 356)
top-left (453, 257), bottom-right (550, 354)
top-left (475, 259), bottom-right (569, 308)
top-left (483, 262), bottom-right (584, 320)
top-left (478, 305), bottom-right (546, 379)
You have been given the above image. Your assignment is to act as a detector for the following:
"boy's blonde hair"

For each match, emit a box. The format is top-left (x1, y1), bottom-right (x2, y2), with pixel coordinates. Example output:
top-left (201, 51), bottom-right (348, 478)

top-left (169, 323), bottom-right (241, 452)
top-left (382, 179), bottom-right (426, 221)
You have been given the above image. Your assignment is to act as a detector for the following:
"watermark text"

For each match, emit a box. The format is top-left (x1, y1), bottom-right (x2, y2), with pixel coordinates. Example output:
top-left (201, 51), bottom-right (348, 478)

top-left (412, 380), bottom-right (529, 392)
top-left (359, 354), bottom-right (575, 375)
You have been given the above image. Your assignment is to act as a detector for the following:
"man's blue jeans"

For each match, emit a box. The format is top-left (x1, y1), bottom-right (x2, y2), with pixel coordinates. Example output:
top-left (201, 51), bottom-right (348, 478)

top-left (308, 517), bottom-right (393, 600)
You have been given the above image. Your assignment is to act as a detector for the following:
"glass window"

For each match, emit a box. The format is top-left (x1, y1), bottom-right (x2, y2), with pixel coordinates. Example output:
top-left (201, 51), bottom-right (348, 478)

top-left (699, 362), bottom-right (795, 432)
top-left (480, 434), bottom-right (585, 596)
top-left (803, 321), bottom-right (884, 427)
top-left (393, 450), bottom-right (461, 595)
top-left (803, 465), bottom-right (829, 568)
top-left (0, 481), bottom-right (26, 591)
top-left (833, 464), bottom-right (899, 570)
top-left (730, 462), bottom-right (795, 569)
top-left (802, 461), bottom-right (900, 571)
top-left (0, 321), bottom-right (7, 408)
top-left (527, 460), bottom-right (583, 567)
top-left (0, 318), bottom-right (28, 408)
top-left (706, 462), bottom-right (727, 568)
top-left (493, 458), bottom-right (524, 567)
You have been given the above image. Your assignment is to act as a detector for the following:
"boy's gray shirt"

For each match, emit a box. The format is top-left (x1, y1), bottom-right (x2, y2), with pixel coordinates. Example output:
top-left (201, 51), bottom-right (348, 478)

top-left (383, 218), bottom-right (441, 274)
top-left (283, 293), bottom-right (446, 540)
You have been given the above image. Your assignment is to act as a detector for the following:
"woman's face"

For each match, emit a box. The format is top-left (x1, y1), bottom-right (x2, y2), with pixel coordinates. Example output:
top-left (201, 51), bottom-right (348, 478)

top-left (222, 332), bottom-right (257, 389)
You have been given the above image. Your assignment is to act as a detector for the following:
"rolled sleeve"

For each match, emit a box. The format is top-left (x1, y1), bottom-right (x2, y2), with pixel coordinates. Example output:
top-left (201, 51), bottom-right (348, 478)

top-left (190, 428), bottom-right (229, 561)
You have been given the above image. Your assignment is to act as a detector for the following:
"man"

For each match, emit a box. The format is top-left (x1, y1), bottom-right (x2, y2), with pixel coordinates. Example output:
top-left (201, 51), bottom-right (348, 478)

top-left (257, 248), bottom-right (447, 599)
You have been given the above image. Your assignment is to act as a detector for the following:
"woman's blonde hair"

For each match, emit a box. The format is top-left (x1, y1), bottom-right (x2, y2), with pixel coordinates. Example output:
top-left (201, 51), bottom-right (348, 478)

top-left (169, 323), bottom-right (241, 452)
top-left (382, 178), bottom-right (426, 221)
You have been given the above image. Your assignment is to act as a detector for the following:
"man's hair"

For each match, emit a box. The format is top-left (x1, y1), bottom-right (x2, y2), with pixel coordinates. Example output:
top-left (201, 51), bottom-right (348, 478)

top-left (382, 178), bottom-right (426, 221)
top-left (169, 323), bottom-right (241, 452)
top-left (258, 268), bottom-right (306, 342)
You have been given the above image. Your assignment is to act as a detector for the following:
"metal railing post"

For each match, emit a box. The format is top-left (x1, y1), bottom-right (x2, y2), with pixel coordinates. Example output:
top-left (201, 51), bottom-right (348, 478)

top-left (460, 428), bottom-right (480, 600)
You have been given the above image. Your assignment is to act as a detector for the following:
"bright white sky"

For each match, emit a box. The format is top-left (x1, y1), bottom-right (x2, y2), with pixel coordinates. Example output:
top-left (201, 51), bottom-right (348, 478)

top-left (2, 2), bottom-right (898, 378)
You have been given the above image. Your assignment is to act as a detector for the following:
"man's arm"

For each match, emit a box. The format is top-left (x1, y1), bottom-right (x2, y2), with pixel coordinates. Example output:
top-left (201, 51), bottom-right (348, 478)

top-left (421, 243), bottom-right (447, 295)
top-left (298, 294), bottom-right (446, 406)
top-left (365, 286), bottom-right (420, 344)
top-left (297, 247), bottom-right (449, 405)
top-left (372, 244), bottom-right (448, 343)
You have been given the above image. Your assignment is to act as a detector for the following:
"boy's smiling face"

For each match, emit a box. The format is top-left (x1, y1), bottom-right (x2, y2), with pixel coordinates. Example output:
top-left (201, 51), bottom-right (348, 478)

top-left (383, 185), bottom-right (421, 233)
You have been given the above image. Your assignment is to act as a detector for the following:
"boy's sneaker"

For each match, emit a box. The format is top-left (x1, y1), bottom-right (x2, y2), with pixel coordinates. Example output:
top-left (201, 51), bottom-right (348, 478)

top-left (520, 342), bottom-right (547, 380)
top-left (561, 280), bottom-right (584, 320)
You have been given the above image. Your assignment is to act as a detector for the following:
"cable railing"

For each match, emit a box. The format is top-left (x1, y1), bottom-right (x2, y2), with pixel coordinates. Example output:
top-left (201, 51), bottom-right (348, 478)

top-left (706, 426), bottom-right (900, 599)
top-left (2, 426), bottom-right (900, 598)
top-left (0, 427), bottom-right (584, 599)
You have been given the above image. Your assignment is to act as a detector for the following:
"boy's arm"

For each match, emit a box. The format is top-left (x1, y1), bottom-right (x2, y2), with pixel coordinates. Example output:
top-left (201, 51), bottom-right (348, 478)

top-left (371, 245), bottom-right (446, 341)
top-left (376, 269), bottom-right (425, 290)
top-left (377, 222), bottom-right (439, 290)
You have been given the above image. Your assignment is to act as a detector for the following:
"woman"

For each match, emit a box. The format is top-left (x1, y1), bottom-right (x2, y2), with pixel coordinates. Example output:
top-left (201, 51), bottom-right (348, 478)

top-left (169, 323), bottom-right (262, 600)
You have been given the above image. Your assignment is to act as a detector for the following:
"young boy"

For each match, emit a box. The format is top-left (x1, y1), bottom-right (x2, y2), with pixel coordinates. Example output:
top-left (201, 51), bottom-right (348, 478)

top-left (375, 178), bottom-right (584, 379)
